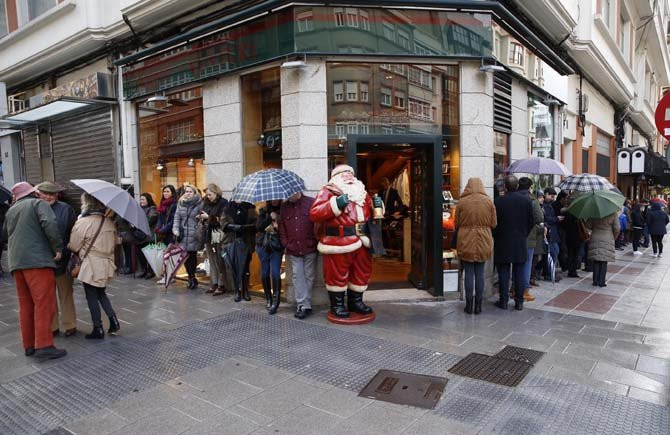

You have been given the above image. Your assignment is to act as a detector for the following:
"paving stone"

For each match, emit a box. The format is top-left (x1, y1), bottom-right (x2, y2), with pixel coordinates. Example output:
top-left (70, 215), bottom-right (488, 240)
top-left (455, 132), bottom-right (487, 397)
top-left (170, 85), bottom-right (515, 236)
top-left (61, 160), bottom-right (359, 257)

top-left (564, 343), bottom-right (638, 370)
top-left (190, 378), bottom-right (263, 409)
top-left (591, 362), bottom-right (668, 395)
top-left (179, 410), bottom-right (260, 435)
top-left (606, 339), bottom-right (670, 359)
top-left (331, 401), bottom-right (417, 435)
top-left (581, 326), bottom-right (645, 343)
top-left (543, 328), bottom-right (608, 347)
top-left (238, 378), bottom-right (325, 419)
top-left (502, 332), bottom-right (556, 352)
top-left (110, 406), bottom-right (196, 435)
top-left (64, 408), bottom-right (128, 435)
top-left (545, 366), bottom-right (630, 397)
top-left (265, 404), bottom-right (345, 434)
top-left (533, 351), bottom-right (597, 376)
top-left (627, 387), bottom-right (670, 406)
top-left (636, 354), bottom-right (670, 377)
top-left (232, 366), bottom-right (296, 389)
top-left (303, 385), bottom-right (373, 418)
top-left (401, 413), bottom-right (478, 435)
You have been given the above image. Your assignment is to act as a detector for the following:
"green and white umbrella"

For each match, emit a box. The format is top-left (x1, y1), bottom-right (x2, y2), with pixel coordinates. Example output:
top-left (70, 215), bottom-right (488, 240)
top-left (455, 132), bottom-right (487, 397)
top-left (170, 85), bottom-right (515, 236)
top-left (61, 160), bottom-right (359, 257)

top-left (567, 190), bottom-right (625, 220)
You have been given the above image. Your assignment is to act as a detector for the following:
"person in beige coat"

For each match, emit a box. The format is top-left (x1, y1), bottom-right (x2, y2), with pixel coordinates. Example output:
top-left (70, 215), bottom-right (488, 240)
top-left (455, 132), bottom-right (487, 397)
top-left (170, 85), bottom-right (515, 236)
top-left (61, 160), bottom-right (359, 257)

top-left (68, 194), bottom-right (120, 339)
top-left (455, 178), bottom-right (497, 314)
top-left (585, 212), bottom-right (620, 287)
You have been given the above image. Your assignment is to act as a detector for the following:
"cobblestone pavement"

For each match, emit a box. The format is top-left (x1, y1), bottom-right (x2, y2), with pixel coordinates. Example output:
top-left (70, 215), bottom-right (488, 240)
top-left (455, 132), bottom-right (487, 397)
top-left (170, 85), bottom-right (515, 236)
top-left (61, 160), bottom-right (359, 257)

top-left (0, 245), bottom-right (668, 434)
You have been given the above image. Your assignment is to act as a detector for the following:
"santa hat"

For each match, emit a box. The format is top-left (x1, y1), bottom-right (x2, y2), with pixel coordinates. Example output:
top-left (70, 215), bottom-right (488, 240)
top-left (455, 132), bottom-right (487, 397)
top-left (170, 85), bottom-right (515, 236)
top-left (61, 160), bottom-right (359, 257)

top-left (331, 164), bottom-right (354, 178)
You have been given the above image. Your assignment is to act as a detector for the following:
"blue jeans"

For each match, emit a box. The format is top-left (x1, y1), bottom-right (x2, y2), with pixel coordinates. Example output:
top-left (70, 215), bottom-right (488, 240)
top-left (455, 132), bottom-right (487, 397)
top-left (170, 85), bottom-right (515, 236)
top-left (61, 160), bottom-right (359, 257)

top-left (497, 262), bottom-right (525, 303)
top-left (462, 261), bottom-right (485, 300)
top-left (257, 248), bottom-right (282, 279)
top-left (522, 248), bottom-right (534, 290)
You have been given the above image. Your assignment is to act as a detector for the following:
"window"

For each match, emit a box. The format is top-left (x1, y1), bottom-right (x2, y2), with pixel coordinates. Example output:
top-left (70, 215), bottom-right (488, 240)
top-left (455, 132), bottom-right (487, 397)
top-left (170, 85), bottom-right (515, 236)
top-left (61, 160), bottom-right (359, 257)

top-left (509, 42), bottom-right (524, 66)
top-left (394, 90), bottom-right (406, 109)
top-left (398, 29), bottom-right (410, 49)
top-left (381, 87), bottom-right (392, 106)
top-left (166, 119), bottom-right (195, 144)
top-left (346, 81), bottom-right (358, 101)
top-left (334, 8), bottom-right (346, 27)
top-left (359, 122), bottom-right (370, 134)
top-left (601, 0), bottom-right (611, 28)
top-left (383, 22), bottom-right (395, 41)
top-left (596, 131), bottom-right (611, 156)
top-left (619, 10), bottom-right (631, 62)
top-left (347, 123), bottom-right (358, 134)
top-left (359, 10), bottom-right (370, 31)
top-left (297, 11), bottom-right (314, 32)
top-left (381, 125), bottom-right (393, 135)
top-left (335, 123), bottom-right (346, 137)
top-left (408, 67), bottom-right (433, 90)
top-left (0, 0), bottom-right (7, 38)
top-left (333, 82), bottom-right (344, 102)
top-left (360, 82), bottom-right (369, 102)
top-left (17, 0), bottom-right (56, 26)
top-left (409, 99), bottom-right (433, 121)
top-left (346, 8), bottom-right (358, 27)
top-left (453, 26), bottom-right (469, 46)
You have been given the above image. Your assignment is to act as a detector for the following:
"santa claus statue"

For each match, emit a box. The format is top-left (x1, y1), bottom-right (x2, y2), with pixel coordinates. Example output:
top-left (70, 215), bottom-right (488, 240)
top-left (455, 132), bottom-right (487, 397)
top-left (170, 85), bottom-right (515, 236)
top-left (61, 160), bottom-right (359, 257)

top-left (309, 165), bottom-right (383, 318)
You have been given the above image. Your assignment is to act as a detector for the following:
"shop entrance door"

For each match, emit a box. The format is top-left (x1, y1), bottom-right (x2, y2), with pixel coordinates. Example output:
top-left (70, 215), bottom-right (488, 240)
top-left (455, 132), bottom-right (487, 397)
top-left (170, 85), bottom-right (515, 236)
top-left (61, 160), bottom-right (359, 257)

top-left (346, 135), bottom-right (443, 296)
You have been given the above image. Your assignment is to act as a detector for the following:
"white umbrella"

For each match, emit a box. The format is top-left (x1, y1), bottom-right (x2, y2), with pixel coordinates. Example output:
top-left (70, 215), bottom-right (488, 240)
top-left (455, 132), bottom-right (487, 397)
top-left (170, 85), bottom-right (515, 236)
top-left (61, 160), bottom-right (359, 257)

top-left (71, 179), bottom-right (150, 235)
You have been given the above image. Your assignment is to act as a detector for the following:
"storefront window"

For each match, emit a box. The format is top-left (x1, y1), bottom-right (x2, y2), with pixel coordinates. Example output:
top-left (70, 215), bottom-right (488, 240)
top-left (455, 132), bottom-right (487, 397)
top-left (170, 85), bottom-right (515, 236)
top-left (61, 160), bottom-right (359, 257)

top-left (494, 131), bottom-right (510, 197)
top-left (137, 86), bottom-right (205, 201)
top-left (596, 131), bottom-right (611, 178)
top-left (528, 95), bottom-right (553, 158)
top-left (241, 68), bottom-right (282, 175)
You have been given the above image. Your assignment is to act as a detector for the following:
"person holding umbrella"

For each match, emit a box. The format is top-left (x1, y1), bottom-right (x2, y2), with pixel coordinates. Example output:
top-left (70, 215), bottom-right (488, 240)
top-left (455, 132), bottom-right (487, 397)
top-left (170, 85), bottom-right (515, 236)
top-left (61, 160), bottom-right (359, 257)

top-left (256, 200), bottom-right (283, 314)
top-left (172, 184), bottom-right (203, 290)
top-left (68, 194), bottom-right (120, 339)
top-left (647, 200), bottom-right (669, 258)
top-left (567, 190), bottom-right (623, 287)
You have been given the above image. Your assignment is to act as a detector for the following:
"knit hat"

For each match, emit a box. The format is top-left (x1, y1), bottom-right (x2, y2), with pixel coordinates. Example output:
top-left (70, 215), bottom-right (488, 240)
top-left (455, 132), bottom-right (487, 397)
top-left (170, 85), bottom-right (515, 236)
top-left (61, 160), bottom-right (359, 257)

top-left (11, 182), bottom-right (36, 201)
top-left (331, 164), bottom-right (354, 178)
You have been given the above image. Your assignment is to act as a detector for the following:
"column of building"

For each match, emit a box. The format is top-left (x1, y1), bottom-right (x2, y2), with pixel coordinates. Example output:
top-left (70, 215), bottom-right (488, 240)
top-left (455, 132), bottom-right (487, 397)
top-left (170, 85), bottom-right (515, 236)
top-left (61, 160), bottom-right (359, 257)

top-left (203, 76), bottom-right (243, 196)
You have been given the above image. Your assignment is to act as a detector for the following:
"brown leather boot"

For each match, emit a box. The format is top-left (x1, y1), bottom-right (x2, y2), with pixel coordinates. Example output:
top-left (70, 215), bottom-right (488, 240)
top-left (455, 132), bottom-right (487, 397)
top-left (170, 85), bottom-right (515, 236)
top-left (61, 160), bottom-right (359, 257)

top-left (523, 288), bottom-right (535, 301)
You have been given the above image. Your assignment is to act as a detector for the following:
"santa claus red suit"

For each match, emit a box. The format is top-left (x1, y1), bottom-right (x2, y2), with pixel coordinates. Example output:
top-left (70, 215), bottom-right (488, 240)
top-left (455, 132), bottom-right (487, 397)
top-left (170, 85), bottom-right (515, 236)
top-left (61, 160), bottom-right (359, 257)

top-left (309, 165), bottom-right (379, 318)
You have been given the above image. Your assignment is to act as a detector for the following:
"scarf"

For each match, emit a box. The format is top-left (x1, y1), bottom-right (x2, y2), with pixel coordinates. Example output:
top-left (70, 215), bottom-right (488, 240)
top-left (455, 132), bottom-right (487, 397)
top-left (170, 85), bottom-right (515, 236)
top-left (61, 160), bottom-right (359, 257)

top-left (157, 196), bottom-right (174, 214)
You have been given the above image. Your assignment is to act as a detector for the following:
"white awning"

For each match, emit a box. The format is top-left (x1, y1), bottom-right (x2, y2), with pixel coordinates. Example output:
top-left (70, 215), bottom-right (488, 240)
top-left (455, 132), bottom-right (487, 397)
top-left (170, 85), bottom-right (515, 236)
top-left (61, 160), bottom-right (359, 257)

top-left (0, 97), bottom-right (115, 124)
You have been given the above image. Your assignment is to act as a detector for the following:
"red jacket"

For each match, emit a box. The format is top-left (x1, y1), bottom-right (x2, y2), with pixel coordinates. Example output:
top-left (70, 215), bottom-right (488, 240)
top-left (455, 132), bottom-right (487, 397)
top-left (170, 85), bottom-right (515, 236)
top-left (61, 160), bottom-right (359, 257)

top-left (309, 184), bottom-right (372, 255)
top-left (278, 195), bottom-right (318, 256)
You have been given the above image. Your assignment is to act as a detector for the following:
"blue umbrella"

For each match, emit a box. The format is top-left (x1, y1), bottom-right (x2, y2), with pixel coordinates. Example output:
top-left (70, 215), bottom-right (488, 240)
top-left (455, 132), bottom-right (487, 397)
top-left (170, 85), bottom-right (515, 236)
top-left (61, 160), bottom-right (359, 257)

top-left (231, 169), bottom-right (306, 203)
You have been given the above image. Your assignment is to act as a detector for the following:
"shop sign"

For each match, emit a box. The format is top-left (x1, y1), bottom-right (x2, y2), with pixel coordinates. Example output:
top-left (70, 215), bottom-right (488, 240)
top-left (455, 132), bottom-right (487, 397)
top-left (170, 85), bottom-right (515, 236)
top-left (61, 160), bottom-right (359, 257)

top-left (654, 91), bottom-right (670, 141)
top-left (29, 73), bottom-right (114, 107)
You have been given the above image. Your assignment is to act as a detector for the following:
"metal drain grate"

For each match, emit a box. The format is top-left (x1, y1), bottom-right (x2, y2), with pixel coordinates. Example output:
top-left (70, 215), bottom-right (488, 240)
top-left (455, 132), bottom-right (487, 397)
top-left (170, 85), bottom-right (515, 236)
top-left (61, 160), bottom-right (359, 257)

top-left (448, 353), bottom-right (532, 387)
top-left (359, 369), bottom-right (447, 409)
top-left (495, 346), bottom-right (544, 365)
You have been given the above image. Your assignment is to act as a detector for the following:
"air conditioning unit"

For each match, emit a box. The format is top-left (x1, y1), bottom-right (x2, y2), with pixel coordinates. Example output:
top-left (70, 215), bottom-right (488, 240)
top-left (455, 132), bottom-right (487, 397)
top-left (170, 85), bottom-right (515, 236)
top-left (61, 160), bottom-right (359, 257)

top-left (578, 92), bottom-right (589, 113)
top-left (8, 93), bottom-right (27, 114)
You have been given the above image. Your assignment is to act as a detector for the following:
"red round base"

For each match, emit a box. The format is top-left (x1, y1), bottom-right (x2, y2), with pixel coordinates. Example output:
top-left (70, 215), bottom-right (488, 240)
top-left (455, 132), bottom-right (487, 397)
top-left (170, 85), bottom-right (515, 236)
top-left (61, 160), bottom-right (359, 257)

top-left (327, 311), bottom-right (376, 325)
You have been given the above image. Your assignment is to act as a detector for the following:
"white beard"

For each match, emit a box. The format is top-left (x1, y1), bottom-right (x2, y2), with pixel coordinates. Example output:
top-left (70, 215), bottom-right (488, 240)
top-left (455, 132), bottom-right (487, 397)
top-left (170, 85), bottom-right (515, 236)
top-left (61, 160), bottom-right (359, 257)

top-left (330, 174), bottom-right (367, 206)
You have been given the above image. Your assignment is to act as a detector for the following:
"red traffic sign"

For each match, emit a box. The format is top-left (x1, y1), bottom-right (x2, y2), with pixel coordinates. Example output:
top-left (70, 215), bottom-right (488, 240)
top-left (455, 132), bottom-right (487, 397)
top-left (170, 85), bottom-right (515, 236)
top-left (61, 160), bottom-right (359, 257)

top-left (654, 91), bottom-right (670, 141)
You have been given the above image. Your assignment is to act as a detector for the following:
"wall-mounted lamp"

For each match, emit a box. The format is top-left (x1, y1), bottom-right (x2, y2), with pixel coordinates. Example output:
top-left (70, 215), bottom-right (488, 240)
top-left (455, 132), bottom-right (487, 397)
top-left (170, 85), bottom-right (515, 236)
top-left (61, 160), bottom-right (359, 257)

top-left (479, 64), bottom-right (505, 73)
top-left (156, 161), bottom-right (164, 171)
top-left (281, 60), bottom-right (307, 69)
top-left (147, 94), bottom-right (168, 103)
top-left (187, 158), bottom-right (195, 167)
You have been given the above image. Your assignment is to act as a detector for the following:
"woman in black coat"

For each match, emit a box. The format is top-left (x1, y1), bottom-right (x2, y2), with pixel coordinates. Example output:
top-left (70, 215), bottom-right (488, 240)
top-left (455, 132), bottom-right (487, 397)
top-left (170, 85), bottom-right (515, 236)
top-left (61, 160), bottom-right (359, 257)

top-left (137, 193), bottom-right (159, 279)
top-left (256, 200), bottom-right (283, 314)
top-left (647, 201), bottom-right (669, 257)
top-left (222, 201), bottom-right (257, 302)
top-left (631, 204), bottom-right (645, 254)
top-left (201, 184), bottom-right (228, 295)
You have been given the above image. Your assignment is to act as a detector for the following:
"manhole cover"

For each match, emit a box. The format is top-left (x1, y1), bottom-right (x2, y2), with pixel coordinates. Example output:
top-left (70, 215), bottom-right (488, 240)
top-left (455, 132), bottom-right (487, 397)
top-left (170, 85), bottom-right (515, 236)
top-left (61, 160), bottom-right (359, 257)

top-left (495, 345), bottom-right (545, 365)
top-left (359, 369), bottom-right (448, 409)
top-left (448, 353), bottom-right (532, 387)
